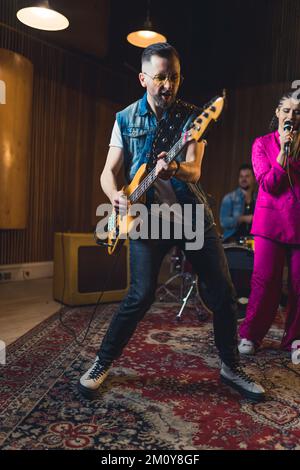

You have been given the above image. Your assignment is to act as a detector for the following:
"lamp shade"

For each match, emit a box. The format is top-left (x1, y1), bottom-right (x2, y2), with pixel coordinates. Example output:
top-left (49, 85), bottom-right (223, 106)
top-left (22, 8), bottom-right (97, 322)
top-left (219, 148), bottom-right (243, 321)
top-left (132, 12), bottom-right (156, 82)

top-left (17, 2), bottom-right (69, 31)
top-left (127, 18), bottom-right (166, 48)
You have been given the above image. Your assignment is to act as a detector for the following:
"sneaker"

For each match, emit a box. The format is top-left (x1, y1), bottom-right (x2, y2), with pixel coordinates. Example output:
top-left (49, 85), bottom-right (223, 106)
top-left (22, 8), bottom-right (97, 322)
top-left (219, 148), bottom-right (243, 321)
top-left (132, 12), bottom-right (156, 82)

top-left (291, 342), bottom-right (300, 365)
top-left (79, 356), bottom-right (110, 399)
top-left (238, 338), bottom-right (256, 355)
top-left (220, 363), bottom-right (265, 401)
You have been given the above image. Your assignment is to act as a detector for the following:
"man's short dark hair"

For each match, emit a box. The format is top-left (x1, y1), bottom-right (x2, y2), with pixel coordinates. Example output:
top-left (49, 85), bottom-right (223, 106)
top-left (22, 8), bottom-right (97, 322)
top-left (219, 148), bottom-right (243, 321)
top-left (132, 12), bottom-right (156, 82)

top-left (141, 42), bottom-right (180, 66)
top-left (239, 163), bottom-right (254, 174)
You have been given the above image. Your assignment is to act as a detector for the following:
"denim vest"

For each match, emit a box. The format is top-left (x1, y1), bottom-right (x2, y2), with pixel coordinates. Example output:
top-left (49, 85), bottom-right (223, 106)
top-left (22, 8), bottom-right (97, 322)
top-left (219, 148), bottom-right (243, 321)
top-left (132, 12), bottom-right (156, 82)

top-left (116, 93), bottom-right (215, 231)
top-left (220, 187), bottom-right (257, 240)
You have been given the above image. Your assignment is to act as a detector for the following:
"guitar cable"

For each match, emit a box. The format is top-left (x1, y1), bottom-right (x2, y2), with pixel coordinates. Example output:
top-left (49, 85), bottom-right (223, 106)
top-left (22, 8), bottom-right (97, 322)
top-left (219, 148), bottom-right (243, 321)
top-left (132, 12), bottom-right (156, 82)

top-left (58, 232), bottom-right (125, 346)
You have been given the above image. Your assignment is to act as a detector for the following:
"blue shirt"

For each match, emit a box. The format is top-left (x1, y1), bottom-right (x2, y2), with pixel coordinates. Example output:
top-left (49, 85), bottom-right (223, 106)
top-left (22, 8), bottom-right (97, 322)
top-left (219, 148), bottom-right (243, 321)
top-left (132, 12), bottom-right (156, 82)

top-left (220, 187), bottom-right (257, 240)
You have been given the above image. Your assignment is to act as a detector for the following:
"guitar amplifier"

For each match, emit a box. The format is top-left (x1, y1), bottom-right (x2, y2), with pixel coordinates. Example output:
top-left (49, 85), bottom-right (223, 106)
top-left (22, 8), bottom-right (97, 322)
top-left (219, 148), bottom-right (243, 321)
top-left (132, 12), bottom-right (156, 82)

top-left (53, 232), bottom-right (130, 306)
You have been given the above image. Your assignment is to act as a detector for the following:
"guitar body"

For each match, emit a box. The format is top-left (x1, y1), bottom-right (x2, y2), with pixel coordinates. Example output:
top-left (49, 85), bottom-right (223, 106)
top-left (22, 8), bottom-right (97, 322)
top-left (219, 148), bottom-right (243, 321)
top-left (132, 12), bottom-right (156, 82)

top-left (107, 163), bottom-right (147, 255)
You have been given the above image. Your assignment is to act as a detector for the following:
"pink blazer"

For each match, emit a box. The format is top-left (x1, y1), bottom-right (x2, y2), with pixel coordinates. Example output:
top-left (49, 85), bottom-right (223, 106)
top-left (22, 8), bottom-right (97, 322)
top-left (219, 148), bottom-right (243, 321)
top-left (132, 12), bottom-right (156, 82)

top-left (251, 131), bottom-right (300, 244)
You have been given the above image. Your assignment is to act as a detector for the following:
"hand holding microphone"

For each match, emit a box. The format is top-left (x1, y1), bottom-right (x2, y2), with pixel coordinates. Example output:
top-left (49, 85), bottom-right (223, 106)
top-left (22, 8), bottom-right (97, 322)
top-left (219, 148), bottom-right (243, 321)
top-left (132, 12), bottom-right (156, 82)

top-left (277, 120), bottom-right (294, 168)
top-left (282, 119), bottom-right (294, 157)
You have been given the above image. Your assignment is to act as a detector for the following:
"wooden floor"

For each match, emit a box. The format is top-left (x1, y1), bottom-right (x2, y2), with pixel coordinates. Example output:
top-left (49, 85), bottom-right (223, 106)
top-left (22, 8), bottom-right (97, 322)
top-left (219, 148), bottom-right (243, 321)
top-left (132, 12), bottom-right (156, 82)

top-left (0, 278), bottom-right (60, 345)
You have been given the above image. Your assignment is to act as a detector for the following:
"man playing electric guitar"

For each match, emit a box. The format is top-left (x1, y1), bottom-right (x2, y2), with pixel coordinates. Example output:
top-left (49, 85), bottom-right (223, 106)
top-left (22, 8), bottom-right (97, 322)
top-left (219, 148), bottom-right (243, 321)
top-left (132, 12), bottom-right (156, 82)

top-left (79, 42), bottom-right (265, 401)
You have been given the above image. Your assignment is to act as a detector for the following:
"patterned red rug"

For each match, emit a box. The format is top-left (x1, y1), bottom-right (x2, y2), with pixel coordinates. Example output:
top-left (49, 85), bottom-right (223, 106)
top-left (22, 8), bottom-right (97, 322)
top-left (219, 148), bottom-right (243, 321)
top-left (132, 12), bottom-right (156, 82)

top-left (0, 302), bottom-right (300, 450)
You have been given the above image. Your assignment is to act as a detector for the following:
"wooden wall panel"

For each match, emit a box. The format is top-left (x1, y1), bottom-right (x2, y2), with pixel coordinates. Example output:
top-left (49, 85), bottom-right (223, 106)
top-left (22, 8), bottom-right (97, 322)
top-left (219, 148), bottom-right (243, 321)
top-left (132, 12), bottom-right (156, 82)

top-left (0, 2), bottom-right (135, 264)
top-left (91, 98), bottom-right (122, 227)
top-left (0, 48), bottom-right (33, 229)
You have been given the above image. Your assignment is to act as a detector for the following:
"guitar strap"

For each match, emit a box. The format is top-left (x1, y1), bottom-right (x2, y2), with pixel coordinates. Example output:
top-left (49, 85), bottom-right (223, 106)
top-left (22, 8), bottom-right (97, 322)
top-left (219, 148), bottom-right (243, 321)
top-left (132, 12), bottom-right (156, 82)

top-left (148, 99), bottom-right (198, 168)
top-left (148, 99), bottom-right (215, 225)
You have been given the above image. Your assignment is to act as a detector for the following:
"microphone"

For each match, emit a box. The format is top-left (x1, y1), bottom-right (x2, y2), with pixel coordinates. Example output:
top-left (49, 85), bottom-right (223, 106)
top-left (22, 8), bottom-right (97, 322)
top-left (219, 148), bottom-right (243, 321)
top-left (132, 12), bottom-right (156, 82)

top-left (283, 119), bottom-right (294, 156)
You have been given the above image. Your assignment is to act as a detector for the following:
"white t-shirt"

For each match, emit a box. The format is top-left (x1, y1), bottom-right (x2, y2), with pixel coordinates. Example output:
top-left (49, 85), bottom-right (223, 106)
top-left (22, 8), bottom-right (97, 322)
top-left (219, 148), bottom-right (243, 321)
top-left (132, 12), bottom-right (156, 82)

top-left (109, 120), bottom-right (123, 148)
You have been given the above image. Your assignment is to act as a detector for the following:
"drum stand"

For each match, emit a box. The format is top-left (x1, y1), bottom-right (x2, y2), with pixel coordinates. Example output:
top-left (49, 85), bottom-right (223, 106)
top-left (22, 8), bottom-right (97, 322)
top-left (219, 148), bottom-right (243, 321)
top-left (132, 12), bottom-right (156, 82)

top-left (176, 274), bottom-right (199, 320)
top-left (156, 272), bottom-right (183, 303)
top-left (156, 250), bottom-right (209, 322)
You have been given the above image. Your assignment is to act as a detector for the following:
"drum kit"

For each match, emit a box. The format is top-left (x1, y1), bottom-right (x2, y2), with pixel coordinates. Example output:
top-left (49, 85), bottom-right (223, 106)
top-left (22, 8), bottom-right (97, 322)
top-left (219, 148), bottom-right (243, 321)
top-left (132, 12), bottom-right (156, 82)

top-left (210, 236), bottom-right (255, 319)
top-left (156, 236), bottom-right (255, 320)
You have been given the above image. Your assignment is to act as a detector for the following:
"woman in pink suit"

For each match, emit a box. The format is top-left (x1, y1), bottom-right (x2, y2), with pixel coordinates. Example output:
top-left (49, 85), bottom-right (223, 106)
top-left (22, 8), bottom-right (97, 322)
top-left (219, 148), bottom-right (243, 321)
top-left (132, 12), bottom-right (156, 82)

top-left (239, 91), bottom-right (300, 356)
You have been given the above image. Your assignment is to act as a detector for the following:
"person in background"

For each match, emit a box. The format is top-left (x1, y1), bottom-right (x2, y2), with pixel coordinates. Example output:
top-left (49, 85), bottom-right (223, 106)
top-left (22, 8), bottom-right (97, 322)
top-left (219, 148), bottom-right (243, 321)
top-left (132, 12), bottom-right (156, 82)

top-left (239, 91), bottom-right (300, 357)
top-left (220, 163), bottom-right (257, 243)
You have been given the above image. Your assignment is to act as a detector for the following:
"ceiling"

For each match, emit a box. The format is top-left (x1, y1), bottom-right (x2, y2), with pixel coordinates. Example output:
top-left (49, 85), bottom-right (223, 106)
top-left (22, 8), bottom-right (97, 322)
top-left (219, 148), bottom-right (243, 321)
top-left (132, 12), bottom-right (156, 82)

top-left (2, 0), bottom-right (110, 58)
top-left (45, 0), bottom-right (110, 59)
top-left (1, 0), bottom-right (277, 98)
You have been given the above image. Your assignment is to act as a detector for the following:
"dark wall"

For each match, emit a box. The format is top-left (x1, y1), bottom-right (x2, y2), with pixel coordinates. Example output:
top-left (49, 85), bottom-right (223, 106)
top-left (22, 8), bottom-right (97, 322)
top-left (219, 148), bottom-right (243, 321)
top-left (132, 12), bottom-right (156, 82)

top-left (108, 0), bottom-right (300, 226)
top-left (1, 0), bottom-right (300, 263)
top-left (192, 0), bottom-right (300, 226)
top-left (108, 0), bottom-right (300, 92)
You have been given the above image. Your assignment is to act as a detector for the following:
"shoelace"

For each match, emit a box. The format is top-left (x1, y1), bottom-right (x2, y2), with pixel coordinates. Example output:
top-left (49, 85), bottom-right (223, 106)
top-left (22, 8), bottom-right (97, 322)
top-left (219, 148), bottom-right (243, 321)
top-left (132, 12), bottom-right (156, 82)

top-left (231, 366), bottom-right (254, 384)
top-left (88, 361), bottom-right (108, 381)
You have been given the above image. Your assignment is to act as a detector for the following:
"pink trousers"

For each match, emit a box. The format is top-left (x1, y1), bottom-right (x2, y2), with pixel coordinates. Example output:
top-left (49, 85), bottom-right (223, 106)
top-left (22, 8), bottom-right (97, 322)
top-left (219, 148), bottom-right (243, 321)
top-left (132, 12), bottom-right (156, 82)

top-left (239, 236), bottom-right (300, 350)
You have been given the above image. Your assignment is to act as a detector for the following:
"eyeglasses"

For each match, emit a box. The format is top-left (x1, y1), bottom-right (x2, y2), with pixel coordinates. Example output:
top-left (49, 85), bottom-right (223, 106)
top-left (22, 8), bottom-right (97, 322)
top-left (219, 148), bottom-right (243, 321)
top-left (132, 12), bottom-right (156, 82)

top-left (142, 71), bottom-right (184, 86)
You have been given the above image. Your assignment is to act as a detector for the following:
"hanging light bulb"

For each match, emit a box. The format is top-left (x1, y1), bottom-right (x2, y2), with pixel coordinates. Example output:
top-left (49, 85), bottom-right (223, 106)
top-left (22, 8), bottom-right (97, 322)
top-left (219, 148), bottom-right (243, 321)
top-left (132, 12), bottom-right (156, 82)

top-left (127, 0), bottom-right (167, 48)
top-left (17, 1), bottom-right (69, 31)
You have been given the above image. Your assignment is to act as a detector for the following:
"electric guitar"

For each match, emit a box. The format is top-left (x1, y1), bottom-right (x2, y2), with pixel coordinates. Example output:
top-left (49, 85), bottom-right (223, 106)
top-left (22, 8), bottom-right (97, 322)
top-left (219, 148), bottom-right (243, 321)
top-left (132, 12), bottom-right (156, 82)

top-left (97, 94), bottom-right (225, 255)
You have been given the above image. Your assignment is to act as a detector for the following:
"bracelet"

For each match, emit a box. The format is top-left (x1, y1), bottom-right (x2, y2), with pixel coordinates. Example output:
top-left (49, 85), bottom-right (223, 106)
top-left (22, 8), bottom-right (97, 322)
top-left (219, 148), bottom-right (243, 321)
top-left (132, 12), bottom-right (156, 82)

top-left (173, 160), bottom-right (180, 176)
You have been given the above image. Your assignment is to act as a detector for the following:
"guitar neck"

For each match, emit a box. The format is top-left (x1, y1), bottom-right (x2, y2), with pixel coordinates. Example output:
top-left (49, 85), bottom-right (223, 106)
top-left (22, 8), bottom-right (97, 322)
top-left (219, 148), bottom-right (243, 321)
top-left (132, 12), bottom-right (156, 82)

top-left (129, 133), bottom-right (189, 203)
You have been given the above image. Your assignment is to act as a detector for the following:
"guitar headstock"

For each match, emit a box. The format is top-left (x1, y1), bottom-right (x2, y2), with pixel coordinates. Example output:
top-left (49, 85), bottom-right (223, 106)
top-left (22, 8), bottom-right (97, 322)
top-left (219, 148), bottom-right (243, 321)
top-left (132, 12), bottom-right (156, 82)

top-left (184, 95), bottom-right (225, 143)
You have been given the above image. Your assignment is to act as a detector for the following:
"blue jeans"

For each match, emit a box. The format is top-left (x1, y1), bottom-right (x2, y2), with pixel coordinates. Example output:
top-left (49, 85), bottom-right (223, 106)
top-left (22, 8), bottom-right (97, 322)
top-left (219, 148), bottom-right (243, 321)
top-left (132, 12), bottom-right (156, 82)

top-left (98, 226), bottom-right (239, 367)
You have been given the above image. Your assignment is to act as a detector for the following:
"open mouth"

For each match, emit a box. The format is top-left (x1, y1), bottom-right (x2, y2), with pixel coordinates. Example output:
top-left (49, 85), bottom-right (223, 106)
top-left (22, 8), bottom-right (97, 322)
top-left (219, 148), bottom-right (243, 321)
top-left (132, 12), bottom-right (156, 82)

top-left (284, 119), bottom-right (295, 126)
top-left (160, 92), bottom-right (172, 101)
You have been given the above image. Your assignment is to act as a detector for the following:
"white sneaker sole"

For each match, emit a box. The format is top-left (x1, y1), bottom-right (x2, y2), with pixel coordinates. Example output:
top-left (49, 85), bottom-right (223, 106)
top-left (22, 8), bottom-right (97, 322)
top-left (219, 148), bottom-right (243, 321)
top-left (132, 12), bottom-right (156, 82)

top-left (220, 374), bottom-right (265, 402)
top-left (78, 381), bottom-right (103, 399)
top-left (78, 369), bottom-right (109, 399)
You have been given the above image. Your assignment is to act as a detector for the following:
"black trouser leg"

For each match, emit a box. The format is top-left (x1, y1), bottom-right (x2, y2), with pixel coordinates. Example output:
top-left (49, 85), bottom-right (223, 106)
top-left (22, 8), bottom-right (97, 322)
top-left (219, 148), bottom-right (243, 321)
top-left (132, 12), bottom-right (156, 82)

top-left (184, 226), bottom-right (239, 367)
top-left (97, 238), bottom-right (172, 364)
